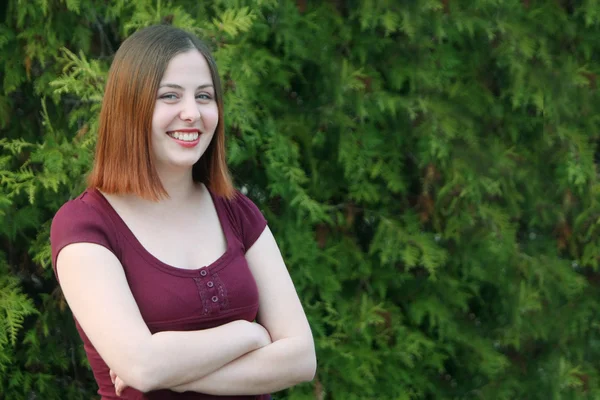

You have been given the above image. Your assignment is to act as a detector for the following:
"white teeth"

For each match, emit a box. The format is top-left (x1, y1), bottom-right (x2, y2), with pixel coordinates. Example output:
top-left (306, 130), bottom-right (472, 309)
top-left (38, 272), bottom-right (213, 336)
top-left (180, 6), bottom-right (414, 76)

top-left (169, 132), bottom-right (199, 141)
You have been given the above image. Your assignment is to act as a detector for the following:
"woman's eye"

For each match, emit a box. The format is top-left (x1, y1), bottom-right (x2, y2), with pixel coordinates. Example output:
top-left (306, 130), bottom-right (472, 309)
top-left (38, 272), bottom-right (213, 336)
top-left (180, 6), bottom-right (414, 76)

top-left (160, 93), bottom-right (178, 100)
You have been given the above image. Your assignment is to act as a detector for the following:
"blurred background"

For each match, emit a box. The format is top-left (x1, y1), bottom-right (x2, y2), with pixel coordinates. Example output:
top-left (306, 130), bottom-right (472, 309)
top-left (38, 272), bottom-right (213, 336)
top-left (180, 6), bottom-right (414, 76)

top-left (1, 0), bottom-right (600, 399)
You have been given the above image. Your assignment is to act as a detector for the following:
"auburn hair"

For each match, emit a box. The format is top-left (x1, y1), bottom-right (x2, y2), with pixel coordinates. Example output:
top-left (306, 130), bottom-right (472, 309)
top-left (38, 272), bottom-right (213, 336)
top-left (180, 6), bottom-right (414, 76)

top-left (88, 24), bottom-right (234, 200)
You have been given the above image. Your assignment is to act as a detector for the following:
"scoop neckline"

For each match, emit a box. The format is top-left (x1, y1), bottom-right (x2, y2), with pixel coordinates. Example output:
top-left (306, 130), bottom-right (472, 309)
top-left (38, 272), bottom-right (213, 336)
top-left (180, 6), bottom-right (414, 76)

top-left (87, 185), bottom-right (237, 277)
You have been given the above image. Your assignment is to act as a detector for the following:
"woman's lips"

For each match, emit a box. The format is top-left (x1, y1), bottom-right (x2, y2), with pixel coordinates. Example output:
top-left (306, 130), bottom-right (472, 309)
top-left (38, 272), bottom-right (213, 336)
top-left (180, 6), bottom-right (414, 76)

top-left (166, 130), bottom-right (201, 148)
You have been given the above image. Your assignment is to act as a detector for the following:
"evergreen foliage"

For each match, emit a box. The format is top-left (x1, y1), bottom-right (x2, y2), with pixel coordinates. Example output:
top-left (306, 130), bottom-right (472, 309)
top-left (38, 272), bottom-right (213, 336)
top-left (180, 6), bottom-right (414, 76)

top-left (1, 0), bottom-right (600, 398)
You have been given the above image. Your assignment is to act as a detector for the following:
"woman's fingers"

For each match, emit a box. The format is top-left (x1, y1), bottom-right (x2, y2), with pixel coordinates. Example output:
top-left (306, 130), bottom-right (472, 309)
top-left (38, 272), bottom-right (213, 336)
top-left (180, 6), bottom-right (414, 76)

top-left (115, 376), bottom-right (128, 396)
top-left (110, 370), bottom-right (128, 397)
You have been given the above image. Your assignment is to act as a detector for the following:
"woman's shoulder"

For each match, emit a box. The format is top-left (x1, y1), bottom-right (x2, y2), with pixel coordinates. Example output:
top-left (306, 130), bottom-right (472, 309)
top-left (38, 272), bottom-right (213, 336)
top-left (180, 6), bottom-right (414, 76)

top-left (52, 189), bottom-right (111, 227)
top-left (51, 189), bottom-right (119, 269)
top-left (208, 185), bottom-right (268, 252)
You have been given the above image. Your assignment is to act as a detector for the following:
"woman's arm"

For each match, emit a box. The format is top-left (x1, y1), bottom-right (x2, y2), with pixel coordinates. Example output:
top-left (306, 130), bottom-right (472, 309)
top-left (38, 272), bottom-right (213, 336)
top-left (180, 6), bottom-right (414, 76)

top-left (57, 243), bottom-right (270, 393)
top-left (169, 227), bottom-right (317, 394)
top-left (170, 336), bottom-right (314, 395)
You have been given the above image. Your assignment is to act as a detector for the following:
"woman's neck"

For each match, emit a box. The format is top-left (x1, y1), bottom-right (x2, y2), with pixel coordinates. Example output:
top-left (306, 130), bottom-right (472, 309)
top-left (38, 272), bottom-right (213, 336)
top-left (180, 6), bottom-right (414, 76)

top-left (155, 168), bottom-right (198, 206)
top-left (109, 167), bottom-right (202, 214)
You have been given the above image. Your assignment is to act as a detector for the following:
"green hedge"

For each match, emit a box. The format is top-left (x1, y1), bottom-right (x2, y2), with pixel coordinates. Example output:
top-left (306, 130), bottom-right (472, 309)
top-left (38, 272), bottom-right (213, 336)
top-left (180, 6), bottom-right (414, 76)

top-left (2, 0), bottom-right (600, 399)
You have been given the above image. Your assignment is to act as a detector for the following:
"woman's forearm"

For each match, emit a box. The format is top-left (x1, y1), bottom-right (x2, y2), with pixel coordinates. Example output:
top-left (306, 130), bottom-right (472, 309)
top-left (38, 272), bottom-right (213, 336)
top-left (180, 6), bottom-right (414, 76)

top-left (170, 336), bottom-right (316, 395)
top-left (139, 320), bottom-right (270, 391)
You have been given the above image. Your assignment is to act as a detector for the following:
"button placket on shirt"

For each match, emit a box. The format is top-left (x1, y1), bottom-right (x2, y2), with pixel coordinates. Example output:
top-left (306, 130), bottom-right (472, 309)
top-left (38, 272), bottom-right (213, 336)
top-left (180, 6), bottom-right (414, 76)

top-left (194, 268), bottom-right (220, 314)
top-left (193, 274), bottom-right (210, 314)
top-left (194, 268), bottom-right (229, 314)
top-left (197, 268), bottom-right (220, 310)
top-left (208, 277), bottom-right (219, 305)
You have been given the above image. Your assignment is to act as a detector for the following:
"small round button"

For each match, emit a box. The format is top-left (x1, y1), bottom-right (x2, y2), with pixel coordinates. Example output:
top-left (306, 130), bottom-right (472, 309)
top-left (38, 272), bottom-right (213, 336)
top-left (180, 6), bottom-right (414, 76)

top-left (207, 281), bottom-right (214, 288)
top-left (200, 269), bottom-right (208, 277)
top-left (211, 296), bottom-right (219, 303)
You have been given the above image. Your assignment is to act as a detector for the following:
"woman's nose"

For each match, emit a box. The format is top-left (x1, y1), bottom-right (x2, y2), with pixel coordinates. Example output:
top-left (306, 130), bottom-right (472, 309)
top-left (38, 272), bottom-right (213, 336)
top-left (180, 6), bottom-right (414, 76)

top-left (179, 96), bottom-right (201, 122)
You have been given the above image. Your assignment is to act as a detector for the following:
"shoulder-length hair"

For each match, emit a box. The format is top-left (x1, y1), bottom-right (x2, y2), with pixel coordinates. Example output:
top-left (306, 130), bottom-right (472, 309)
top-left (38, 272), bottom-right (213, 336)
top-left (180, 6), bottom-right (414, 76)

top-left (88, 24), bottom-right (234, 200)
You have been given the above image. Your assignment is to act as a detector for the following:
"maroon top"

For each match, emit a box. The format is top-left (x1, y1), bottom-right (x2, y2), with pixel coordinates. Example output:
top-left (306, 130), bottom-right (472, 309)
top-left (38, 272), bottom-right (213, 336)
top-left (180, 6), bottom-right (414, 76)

top-left (50, 188), bottom-right (270, 400)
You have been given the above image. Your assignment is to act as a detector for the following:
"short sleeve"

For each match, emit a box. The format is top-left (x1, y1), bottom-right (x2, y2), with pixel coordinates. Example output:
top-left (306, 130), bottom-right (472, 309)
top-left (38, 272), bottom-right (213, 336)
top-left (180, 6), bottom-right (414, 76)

top-left (230, 191), bottom-right (268, 251)
top-left (50, 198), bottom-right (115, 279)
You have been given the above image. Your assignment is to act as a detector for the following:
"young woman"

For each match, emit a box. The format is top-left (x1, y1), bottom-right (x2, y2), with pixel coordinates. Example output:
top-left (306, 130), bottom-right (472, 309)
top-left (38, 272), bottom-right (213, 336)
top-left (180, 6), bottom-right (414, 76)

top-left (50, 25), bottom-right (316, 399)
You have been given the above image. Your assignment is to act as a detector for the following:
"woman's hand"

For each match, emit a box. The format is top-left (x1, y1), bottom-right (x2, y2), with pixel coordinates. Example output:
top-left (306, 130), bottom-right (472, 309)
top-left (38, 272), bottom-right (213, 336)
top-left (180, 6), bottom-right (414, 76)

top-left (110, 369), bottom-right (128, 397)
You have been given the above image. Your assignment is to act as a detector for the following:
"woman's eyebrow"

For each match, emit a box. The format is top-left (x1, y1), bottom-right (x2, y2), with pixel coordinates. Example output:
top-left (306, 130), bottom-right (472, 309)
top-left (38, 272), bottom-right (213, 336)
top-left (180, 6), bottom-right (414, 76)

top-left (158, 83), bottom-right (214, 89)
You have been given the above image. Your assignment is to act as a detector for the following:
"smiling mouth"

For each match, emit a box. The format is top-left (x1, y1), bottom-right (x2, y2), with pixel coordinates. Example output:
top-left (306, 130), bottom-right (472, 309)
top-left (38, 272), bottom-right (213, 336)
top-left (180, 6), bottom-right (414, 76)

top-left (167, 131), bottom-right (200, 142)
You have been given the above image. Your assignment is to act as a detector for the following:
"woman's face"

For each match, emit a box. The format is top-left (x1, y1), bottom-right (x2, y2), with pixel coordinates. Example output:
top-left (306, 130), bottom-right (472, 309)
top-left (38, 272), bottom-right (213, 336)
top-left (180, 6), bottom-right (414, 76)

top-left (151, 50), bottom-right (218, 174)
